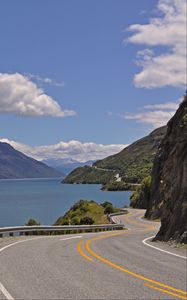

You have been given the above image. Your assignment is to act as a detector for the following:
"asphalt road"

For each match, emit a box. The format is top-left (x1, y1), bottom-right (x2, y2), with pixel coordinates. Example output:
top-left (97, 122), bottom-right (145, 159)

top-left (0, 209), bottom-right (186, 299)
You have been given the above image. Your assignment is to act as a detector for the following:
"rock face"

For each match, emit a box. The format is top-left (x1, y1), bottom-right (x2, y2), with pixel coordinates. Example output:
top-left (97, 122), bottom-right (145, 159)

top-left (0, 142), bottom-right (62, 179)
top-left (145, 96), bottom-right (187, 243)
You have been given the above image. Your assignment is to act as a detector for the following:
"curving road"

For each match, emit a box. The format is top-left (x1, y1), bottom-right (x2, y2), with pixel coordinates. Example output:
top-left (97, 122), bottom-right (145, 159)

top-left (0, 209), bottom-right (186, 299)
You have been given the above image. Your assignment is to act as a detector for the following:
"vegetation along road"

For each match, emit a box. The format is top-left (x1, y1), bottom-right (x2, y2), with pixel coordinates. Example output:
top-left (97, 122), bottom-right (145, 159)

top-left (0, 209), bottom-right (186, 299)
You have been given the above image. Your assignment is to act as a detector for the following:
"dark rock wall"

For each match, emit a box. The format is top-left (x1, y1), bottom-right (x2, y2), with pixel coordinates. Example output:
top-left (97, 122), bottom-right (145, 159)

top-left (145, 95), bottom-right (187, 242)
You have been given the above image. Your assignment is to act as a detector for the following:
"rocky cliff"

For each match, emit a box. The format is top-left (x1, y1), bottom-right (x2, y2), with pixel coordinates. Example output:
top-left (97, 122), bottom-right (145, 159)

top-left (145, 95), bottom-right (187, 243)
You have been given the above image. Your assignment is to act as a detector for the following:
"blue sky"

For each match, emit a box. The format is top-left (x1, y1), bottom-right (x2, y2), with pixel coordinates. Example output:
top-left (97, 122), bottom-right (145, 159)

top-left (0, 0), bottom-right (186, 161)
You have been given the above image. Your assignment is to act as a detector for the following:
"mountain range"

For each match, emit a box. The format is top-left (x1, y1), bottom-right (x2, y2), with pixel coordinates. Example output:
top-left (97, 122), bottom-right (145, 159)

top-left (43, 158), bottom-right (95, 175)
top-left (0, 142), bottom-right (62, 179)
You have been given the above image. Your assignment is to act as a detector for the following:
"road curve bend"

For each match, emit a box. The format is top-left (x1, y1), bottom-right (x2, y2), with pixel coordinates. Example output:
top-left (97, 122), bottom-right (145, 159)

top-left (0, 209), bottom-right (186, 299)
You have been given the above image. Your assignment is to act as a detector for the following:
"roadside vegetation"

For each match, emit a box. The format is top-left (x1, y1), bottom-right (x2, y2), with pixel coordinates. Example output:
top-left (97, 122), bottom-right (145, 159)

top-left (25, 218), bottom-right (40, 226)
top-left (54, 199), bottom-right (119, 225)
top-left (130, 176), bottom-right (151, 209)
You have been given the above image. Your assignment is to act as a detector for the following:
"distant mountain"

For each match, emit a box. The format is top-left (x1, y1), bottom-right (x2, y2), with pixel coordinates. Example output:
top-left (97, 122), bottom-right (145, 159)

top-left (0, 142), bottom-right (62, 179)
top-left (63, 126), bottom-right (167, 184)
top-left (43, 158), bottom-right (95, 175)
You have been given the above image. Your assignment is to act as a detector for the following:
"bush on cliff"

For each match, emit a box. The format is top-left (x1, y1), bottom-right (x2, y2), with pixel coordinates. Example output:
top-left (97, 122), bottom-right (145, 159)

top-left (130, 176), bottom-right (151, 209)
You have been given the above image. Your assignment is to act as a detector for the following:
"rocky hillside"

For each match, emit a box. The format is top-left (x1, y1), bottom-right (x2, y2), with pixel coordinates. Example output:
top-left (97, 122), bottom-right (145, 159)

top-left (0, 142), bottom-right (62, 179)
top-left (64, 126), bottom-right (167, 184)
top-left (145, 96), bottom-right (187, 243)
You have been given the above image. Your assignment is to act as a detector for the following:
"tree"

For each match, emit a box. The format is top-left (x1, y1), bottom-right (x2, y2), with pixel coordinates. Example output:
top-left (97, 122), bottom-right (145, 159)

top-left (104, 204), bottom-right (114, 214)
top-left (25, 218), bottom-right (40, 226)
top-left (101, 201), bottom-right (113, 208)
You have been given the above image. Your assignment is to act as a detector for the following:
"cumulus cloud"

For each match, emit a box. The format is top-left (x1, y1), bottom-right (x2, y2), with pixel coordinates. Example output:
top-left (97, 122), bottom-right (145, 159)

top-left (0, 138), bottom-right (127, 162)
top-left (0, 73), bottom-right (76, 117)
top-left (123, 99), bottom-right (180, 128)
top-left (126, 0), bottom-right (186, 88)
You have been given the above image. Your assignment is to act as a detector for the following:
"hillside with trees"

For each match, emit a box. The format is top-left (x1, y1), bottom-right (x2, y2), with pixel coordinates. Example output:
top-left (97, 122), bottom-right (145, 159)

top-left (63, 126), bottom-right (167, 185)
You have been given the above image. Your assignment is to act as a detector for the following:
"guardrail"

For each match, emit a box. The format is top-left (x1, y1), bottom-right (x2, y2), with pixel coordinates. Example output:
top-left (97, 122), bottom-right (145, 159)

top-left (109, 210), bottom-right (128, 217)
top-left (0, 224), bottom-right (124, 238)
top-left (108, 209), bottom-right (128, 224)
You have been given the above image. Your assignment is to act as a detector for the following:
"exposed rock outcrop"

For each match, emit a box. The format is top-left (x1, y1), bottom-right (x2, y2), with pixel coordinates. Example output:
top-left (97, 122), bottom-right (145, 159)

top-left (145, 95), bottom-right (187, 243)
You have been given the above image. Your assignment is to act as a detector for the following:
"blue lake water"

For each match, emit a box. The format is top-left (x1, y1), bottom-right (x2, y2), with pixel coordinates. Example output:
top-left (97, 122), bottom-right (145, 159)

top-left (0, 178), bottom-right (131, 227)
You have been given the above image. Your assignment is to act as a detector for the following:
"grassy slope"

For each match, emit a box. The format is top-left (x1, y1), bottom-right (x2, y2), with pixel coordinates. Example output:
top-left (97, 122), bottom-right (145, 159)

top-left (63, 166), bottom-right (115, 184)
top-left (54, 200), bottom-right (110, 225)
top-left (64, 126), bottom-right (167, 184)
top-left (94, 126), bottom-right (166, 182)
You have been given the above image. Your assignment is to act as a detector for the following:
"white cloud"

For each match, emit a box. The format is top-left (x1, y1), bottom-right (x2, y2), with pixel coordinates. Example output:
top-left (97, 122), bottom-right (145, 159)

top-left (126, 0), bottom-right (186, 88)
top-left (0, 138), bottom-right (127, 162)
top-left (144, 100), bottom-right (181, 110)
top-left (0, 73), bottom-right (76, 117)
top-left (25, 73), bottom-right (65, 87)
top-left (124, 110), bottom-right (175, 128)
top-left (123, 99), bottom-right (180, 128)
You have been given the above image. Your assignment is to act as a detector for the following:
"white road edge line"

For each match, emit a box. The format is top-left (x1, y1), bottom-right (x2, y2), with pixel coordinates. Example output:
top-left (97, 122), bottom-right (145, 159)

top-left (0, 236), bottom-right (46, 253)
top-left (138, 215), bottom-right (159, 225)
top-left (142, 236), bottom-right (187, 259)
top-left (59, 235), bottom-right (82, 241)
top-left (0, 282), bottom-right (14, 300)
top-left (0, 236), bottom-right (48, 300)
top-left (0, 235), bottom-right (82, 299)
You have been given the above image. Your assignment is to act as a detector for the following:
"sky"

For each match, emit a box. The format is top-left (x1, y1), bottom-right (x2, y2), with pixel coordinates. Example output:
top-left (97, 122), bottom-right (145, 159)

top-left (0, 0), bottom-right (186, 162)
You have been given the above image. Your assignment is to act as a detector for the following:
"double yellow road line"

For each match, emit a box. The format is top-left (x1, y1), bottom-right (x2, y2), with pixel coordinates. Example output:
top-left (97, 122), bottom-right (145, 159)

top-left (77, 231), bottom-right (187, 300)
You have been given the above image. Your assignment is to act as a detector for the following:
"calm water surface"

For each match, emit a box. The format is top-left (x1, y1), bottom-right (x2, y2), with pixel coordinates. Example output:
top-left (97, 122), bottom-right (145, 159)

top-left (0, 178), bottom-right (131, 226)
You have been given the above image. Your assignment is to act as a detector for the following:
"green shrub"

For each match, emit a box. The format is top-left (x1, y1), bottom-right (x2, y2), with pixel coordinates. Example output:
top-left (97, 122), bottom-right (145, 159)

top-left (104, 204), bottom-right (115, 214)
top-left (130, 176), bottom-right (151, 209)
top-left (71, 217), bottom-right (80, 225)
top-left (101, 201), bottom-right (113, 208)
top-left (80, 216), bottom-right (94, 225)
top-left (25, 218), bottom-right (40, 226)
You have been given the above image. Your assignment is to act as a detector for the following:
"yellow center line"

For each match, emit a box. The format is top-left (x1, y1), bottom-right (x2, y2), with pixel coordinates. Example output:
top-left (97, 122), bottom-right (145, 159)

top-left (125, 211), bottom-right (156, 230)
top-left (77, 240), bottom-right (93, 262)
top-left (84, 234), bottom-right (187, 297)
top-left (144, 283), bottom-right (187, 300)
top-left (90, 231), bottom-right (128, 241)
top-left (76, 212), bottom-right (186, 299)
